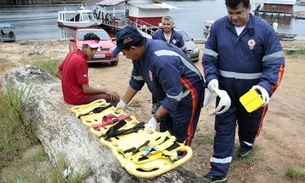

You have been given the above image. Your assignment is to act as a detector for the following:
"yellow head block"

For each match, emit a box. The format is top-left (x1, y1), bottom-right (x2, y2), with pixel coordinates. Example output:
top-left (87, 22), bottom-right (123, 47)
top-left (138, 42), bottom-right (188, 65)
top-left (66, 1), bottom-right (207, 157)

top-left (239, 89), bottom-right (264, 113)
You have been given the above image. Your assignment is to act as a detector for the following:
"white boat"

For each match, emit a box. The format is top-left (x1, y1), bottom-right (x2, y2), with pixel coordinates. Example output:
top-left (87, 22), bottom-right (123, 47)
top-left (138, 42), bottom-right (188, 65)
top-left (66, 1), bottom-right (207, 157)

top-left (296, 0), bottom-right (305, 5)
top-left (0, 23), bottom-right (16, 42)
top-left (57, 4), bottom-right (102, 29)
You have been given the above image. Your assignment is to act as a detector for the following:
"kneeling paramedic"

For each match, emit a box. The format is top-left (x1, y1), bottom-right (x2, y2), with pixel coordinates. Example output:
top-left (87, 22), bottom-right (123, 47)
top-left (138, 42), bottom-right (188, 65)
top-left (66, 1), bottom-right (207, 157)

top-left (114, 26), bottom-right (205, 146)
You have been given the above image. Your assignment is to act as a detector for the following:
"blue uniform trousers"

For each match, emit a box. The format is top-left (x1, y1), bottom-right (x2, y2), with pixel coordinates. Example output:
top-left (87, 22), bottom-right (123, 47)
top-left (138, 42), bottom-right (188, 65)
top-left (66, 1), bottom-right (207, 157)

top-left (208, 77), bottom-right (267, 176)
top-left (159, 82), bottom-right (204, 146)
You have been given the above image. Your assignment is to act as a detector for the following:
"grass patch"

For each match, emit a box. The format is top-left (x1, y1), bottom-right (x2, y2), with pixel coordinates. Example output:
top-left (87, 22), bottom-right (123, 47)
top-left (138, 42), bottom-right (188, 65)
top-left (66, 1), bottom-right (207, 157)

top-left (294, 48), bottom-right (305, 54)
top-left (239, 155), bottom-right (257, 165)
top-left (234, 145), bottom-right (259, 165)
top-left (285, 47), bottom-right (305, 55)
top-left (0, 85), bottom-right (37, 168)
top-left (285, 167), bottom-right (305, 182)
top-left (0, 84), bottom-right (91, 182)
top-left (201, 133), bottom-right (214, 145)
top-left (28, 58), bottom-right (61, 77)
top-left (265, 165), bottom-right (274, 172)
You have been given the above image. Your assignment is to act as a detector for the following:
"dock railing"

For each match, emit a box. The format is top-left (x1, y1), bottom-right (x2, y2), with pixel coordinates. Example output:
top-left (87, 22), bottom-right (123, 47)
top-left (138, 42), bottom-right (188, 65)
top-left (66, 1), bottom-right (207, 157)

top-left (126, 18), bottom-right (158, 35)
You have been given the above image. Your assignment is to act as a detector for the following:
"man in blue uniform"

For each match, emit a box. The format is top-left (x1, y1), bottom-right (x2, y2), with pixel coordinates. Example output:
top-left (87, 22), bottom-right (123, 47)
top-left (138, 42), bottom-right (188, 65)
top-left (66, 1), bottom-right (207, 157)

top-left (202, 0), bottom-right (285, 182)
top-left (152, 15), bottom-right (187, 54)
top-left (150, 15), bottom-right (187, 114)
top-left (114, 26), bottom-right (204, 146)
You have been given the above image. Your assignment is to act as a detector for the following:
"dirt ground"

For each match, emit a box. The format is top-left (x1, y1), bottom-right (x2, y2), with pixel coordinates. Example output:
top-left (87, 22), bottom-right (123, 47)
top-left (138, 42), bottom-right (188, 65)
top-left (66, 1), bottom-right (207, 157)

top-left (0, 39), bottom-right (305, 183)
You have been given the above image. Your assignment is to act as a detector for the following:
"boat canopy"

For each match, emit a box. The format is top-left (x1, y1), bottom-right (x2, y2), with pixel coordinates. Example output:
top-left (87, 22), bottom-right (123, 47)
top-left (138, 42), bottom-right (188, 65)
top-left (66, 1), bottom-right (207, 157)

top-left (96, 0), bottom-right (126, 6)
top-left (129, 3), bottom-right (177, 9)
top-left (0, 23), bottom-right (14, 29)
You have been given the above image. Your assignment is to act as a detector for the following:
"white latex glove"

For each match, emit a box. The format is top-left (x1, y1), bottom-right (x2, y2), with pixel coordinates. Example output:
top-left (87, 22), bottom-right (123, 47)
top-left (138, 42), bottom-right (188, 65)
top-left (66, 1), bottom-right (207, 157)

top-left (204, 89), bottom-right (231, 115)
top-left (115, 100), bottom-right (127, 110)
top-left (144, 117), bottom-right (157, 130)
top-left (252, 85), bottom-right (270, 106)
top-left (208, 79), bottom-right (219, 93)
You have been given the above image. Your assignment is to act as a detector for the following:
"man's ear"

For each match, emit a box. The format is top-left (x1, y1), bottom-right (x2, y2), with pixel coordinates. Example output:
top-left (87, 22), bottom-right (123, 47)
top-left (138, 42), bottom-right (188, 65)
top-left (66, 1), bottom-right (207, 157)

top-left (82, 44), bottom-right (88, 50)
top-left (130, 46), bottom-right (136, 51)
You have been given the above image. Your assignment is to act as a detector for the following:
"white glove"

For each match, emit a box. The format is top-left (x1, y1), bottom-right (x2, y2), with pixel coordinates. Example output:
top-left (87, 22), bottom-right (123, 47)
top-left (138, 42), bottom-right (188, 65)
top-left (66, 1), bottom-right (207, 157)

top-left (252, 85), bottom-right (270, 106)
top-left (208, 79), bottom-right (219, 93)
top-left (115, 100), bottom-right (127, 110)
top-left (144, 117), bottom-right (157, 130)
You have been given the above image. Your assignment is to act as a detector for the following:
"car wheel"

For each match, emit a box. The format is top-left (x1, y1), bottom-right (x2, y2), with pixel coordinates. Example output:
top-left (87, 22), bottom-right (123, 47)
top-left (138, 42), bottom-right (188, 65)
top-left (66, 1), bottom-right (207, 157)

top-left (193, 59), bottom-right (199, 62)
top-left (111, 61), bottom-right (118, 66)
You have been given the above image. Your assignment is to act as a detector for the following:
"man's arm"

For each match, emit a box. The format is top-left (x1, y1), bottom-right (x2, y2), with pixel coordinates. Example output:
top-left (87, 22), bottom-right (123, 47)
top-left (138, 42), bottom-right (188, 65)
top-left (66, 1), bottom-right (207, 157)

top-left (82, 84), bottom-right (119, 101)
top-left (120, 86), bottom-right (138, 104)
top-left (82, 84), bottom-right (110, 94)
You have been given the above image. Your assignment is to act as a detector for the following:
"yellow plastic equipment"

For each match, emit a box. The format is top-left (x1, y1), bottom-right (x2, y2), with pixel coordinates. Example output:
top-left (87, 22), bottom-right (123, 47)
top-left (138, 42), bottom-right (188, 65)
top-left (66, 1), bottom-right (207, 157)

top-left (71, 99), bottom-right (193, 179)
top-left (239, 89), bottom-right (264, 113)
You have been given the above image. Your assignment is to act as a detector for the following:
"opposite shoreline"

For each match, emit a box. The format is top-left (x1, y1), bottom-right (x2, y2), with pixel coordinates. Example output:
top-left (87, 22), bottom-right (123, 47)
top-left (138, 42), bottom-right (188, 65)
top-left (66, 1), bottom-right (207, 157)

top-left (7, 36), bottom-right (305, 45)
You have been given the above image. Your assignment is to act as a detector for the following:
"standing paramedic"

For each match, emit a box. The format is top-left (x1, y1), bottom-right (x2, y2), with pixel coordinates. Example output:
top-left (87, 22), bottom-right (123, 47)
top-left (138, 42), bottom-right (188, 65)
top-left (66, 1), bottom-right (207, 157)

top-left (202, 0), bottom-right (285, 182)
top-left (114, 26), bottom-right (205, 146)
top-left (55, 33), bottom-right (120, 106)
top-left (150, 15), bottom-right (187, 114)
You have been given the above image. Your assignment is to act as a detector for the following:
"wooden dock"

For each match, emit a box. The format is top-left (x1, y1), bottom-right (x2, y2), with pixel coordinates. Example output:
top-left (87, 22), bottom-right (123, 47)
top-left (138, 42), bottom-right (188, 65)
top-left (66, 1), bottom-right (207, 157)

top-left (253, 2), bottom-right (294, 17)
top-left (254, 10), bottom-right (293, 17)
top-left (98, 19), bottom-right (159, 36)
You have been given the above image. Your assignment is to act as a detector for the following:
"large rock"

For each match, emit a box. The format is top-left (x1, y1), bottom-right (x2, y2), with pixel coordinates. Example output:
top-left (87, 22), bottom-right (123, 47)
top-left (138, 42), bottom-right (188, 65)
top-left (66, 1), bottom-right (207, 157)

top-left (2, 65), bottom-right (208, 183)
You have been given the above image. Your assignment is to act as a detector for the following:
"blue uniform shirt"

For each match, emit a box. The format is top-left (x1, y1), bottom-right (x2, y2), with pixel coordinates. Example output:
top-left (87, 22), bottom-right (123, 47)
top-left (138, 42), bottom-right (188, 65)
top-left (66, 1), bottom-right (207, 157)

top-left (203, 14), bottom-right (285, 95)
top-left (152, 29), bottom-right (187, 54)
top-left (129, 38), bottom-right (203, 111)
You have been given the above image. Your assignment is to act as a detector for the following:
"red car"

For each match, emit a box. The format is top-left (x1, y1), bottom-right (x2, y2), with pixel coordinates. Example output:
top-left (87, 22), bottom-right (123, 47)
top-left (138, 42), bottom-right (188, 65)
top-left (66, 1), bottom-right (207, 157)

top-left (69, 28), bottom-right (119, 65)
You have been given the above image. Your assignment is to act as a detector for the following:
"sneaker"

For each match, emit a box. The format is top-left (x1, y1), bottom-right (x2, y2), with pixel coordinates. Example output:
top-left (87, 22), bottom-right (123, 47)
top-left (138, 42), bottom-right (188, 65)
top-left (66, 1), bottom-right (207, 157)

top-left (203, 175), bottom-right (227, 183)
top-left (151, 103), bottom-right (159, 114)
top-left (237, 147), bottom-right (251, 158)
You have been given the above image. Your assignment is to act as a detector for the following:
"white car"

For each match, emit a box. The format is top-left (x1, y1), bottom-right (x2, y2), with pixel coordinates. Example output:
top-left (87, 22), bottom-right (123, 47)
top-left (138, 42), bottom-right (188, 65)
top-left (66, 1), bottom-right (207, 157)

top-left (175, 28), bottom-right (200, 62)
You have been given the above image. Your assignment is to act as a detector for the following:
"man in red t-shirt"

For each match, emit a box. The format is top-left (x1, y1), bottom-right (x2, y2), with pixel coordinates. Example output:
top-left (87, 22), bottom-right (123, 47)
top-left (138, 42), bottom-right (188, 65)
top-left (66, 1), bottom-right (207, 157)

top-left (55, 33), bottom-right (120, 105)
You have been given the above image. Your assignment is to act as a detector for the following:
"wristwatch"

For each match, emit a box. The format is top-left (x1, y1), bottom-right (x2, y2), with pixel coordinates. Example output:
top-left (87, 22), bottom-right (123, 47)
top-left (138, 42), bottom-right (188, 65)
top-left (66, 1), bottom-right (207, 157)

top-left (153, 114), bottom-right (162, 123)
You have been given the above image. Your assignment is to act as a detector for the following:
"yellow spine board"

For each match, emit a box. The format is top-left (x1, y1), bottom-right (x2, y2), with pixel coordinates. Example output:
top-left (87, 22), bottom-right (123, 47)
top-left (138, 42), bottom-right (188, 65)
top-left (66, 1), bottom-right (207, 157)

top-left (71, 99), bottom-right (193, 179)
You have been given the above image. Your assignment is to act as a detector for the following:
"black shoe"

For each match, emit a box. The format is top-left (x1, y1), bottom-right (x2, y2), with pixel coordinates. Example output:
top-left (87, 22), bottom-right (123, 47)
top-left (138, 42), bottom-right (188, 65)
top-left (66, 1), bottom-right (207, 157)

top-left (203, 175), bottom-right (227, 183)
top-left (237, 147), bottom-right (251, 158)
top-left (151, 103), bottom-right (159, 114)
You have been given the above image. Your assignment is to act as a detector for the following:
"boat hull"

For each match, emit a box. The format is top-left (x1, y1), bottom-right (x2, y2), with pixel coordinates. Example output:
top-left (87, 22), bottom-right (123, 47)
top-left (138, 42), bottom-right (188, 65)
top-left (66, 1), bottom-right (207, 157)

top-left (57, 4), bottom-right (102, 29)
top-left (57, 21), bottom-right (101, 29)
top-left (277, 33), bottom-right (297, 40)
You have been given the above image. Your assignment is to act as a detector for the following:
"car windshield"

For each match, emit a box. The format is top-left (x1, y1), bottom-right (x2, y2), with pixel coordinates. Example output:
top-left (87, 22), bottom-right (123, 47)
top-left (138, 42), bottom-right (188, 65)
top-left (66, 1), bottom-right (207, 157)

top-left (176, 30), bottom-right (190, 42)
top-left (78, 30), bottom-right (111, 41)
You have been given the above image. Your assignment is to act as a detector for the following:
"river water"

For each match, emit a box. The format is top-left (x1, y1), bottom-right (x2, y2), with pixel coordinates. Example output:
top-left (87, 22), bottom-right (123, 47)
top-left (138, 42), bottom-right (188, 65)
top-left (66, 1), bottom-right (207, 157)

top-left (0, 0), bottom-right (304, 41)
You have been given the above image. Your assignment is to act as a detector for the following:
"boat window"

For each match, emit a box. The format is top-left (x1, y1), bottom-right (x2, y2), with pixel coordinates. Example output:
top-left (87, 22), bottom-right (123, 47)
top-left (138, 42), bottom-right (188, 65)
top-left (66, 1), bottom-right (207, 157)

top-left (66, 13), bottom-right (80, 22)
top-left (82, 13), bottom-right (93, 21)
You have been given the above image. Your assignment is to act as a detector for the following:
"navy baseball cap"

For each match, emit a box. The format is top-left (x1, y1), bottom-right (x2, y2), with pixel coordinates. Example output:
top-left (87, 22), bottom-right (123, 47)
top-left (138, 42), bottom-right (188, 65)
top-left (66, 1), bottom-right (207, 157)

top-left (113, 26), bottom-right (144, 56)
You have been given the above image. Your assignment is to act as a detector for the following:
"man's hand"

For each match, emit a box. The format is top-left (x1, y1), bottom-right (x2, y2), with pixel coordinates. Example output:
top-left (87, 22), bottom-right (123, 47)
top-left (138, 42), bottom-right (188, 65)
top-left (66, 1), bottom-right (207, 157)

top-left (208, 79), bottom-right (219, 92)
top-left (144, 117), bottom-right (157, 130)
top-left (105, 90), bottom-right (119, 101)
top-left (252, 85), bottom-right (270, 106)
top-left (115, 100), bottom-right (127, 110)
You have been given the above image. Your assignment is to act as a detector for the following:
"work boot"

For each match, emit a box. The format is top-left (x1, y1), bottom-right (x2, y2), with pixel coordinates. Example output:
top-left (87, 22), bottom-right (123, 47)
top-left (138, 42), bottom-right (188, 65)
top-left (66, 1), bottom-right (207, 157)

top-left (203, 175), bottom-right (227, 183)
top-left (237, 146), bottom-right (251, 158)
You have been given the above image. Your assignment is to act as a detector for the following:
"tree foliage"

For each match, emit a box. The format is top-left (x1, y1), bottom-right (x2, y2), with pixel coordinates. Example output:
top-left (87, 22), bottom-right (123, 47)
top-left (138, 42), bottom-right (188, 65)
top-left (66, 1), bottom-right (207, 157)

top-left (0, 0), bottom-right (82, 5)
